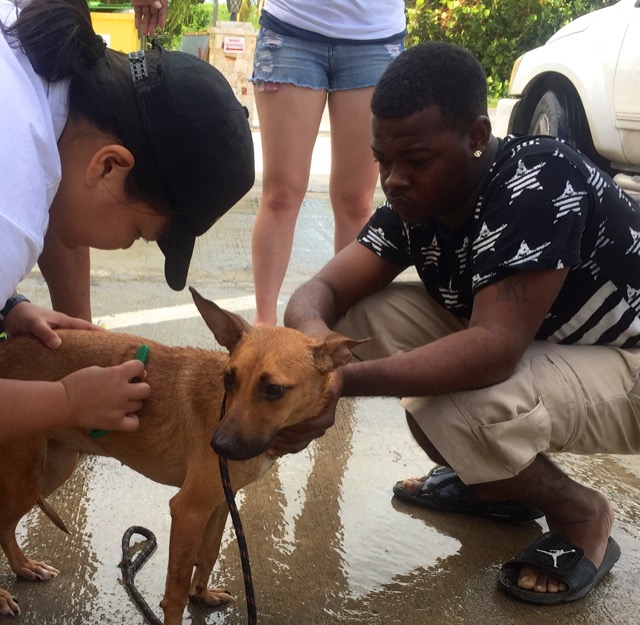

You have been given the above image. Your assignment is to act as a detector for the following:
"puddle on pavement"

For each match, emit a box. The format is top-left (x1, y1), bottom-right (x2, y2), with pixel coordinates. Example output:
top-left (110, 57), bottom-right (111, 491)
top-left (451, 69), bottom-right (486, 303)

top-left (5, 397), bottom-right (454, 623)
top-left (4, 395), bottom-right (640, 624)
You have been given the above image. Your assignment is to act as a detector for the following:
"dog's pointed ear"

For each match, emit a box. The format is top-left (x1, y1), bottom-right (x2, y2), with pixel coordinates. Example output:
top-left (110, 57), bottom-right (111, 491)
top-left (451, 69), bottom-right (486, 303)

top-left (189, 287), bottom-right (252, 351)
top-left (310, 332), bottom-right (370, 373)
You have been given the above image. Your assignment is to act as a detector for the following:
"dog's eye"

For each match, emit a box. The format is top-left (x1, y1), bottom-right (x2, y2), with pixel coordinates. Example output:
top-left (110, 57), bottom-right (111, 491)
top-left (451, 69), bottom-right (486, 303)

top-left (265, 384), bottom-right (285, 399)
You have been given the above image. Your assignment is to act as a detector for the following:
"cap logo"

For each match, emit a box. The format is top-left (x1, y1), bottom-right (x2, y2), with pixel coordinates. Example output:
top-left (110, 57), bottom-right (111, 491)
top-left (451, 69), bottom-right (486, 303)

top-left (128, 50), bottom-right (149, 83)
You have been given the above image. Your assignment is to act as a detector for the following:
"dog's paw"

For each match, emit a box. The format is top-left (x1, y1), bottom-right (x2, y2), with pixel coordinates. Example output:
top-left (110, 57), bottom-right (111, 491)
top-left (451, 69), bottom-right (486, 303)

top-left (14, 558), bottom-right (59, 582)
top-left (189, 585), bottom-right (234, 606)
top-left (0, 587), bottom-right (20, 616)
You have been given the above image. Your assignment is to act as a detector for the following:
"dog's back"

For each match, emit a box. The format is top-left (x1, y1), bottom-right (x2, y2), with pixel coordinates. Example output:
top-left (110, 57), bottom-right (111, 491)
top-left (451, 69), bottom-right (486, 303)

top-left (0, 329), bottom-right (226, 388)
top-left (0, 330), bottom-right (228, 486)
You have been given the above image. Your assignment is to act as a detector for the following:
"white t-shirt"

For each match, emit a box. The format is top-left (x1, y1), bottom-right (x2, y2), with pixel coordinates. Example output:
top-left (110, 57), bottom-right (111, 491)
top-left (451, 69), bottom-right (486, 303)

top-left (0, 0), bottom-right (69, 305)
top-left (263, 0), bottom-right (406, 40)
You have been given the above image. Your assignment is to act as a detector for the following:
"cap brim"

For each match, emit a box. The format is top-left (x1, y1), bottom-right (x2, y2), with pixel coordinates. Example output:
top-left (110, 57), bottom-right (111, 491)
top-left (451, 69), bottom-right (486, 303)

top-left (157, 217), bottom-right (196, 291)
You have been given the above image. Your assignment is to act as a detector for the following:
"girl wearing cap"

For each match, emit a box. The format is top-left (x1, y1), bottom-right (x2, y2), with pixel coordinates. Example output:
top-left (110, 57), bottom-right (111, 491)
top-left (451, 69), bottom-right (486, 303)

top-left (0, 0), bottom-right (254, 448)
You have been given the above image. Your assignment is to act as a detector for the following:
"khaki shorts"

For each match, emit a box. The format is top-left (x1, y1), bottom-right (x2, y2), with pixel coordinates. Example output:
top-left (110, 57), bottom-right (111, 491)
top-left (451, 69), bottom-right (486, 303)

top-left (334, 282), bottom-right (640, 484)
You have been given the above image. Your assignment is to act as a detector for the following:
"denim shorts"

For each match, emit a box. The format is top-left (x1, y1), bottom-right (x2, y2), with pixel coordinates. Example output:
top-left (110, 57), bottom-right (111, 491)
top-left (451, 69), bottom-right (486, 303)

top-left (250, 28), bottom-right (404, 93)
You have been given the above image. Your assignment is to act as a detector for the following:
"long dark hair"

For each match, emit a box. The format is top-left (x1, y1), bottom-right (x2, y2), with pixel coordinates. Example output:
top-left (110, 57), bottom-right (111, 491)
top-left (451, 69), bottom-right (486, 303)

top-left (2, 0), bottom-right (170, 212)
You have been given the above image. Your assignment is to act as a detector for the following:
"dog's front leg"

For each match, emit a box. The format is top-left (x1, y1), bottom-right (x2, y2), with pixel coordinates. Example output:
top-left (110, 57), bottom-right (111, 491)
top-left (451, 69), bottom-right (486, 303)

top-left (0, 439), bottom-right (59, 612)
top-left (160, 474), bottom-right (223, 625)
top-left (189, 499), bottom-right (233, 606)
top-left (1, 520), bottom-right (58, 617)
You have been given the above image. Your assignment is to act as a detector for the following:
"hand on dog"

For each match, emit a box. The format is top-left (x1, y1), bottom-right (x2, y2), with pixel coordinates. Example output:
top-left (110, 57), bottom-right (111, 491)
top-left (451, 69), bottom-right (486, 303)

top-left (60, 360), bottom-right (149, 432)
top-left (267, 368), bottom-right (344, 457)
top-left (3, 301), bottom-right (102, 349)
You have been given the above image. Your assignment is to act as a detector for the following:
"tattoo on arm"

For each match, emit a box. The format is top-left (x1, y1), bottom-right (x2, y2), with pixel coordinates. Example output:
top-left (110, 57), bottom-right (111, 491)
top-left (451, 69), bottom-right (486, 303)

top-left (495, 277), bottom-right (527, 304)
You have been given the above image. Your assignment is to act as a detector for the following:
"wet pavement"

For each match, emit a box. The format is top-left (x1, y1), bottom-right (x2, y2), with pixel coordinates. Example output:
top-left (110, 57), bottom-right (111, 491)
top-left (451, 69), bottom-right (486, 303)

top-left (3, 131), bottom-right (640, 625)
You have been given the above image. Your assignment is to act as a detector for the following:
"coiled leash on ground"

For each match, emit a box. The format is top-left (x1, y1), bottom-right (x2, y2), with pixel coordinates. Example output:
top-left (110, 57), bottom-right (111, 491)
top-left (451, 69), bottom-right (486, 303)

top-left (120, 394), bottom-right (257, 625)
top-left (120, 526), bottom-right (162, 625)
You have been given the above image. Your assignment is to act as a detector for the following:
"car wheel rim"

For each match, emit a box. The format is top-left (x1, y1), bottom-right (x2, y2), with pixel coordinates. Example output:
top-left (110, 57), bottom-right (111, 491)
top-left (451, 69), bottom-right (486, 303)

top-left (533, 114), bottom-right (551, 136)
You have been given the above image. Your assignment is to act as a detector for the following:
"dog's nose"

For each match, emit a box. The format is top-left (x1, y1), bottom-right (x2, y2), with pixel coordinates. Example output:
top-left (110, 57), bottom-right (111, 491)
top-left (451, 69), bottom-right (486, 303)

top-left (210, 430), bottom-right (265, 461)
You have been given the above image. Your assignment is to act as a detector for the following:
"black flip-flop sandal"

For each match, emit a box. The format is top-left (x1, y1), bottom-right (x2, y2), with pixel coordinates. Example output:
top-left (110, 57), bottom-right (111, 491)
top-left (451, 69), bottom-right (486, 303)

top-left (392, 465), bottom-right (544, 523)
top-left (499, 531), bottom-right (621, 604)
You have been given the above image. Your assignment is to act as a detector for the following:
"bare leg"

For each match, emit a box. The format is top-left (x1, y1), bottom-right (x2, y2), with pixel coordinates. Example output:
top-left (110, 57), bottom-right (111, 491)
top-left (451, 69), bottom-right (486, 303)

top-left (402, 412), bottom-right (614, 595)
top-left (38, 231), bottom-right (91, 320)
top-left (399, 411), bottom-right (449, 492)
top-left (404, 410), bottom-right (449, 466)
top-left (474, 455), bottom-right (614, 594)
top-left (252, 85), bottom-right (327, 326)
top-left (327, 88), bottom-right (379, 253)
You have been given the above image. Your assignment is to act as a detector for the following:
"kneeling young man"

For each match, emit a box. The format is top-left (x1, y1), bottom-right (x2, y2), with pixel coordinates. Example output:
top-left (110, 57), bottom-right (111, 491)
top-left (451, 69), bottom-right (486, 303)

top-left (280, 42), bottom-right (640, 604)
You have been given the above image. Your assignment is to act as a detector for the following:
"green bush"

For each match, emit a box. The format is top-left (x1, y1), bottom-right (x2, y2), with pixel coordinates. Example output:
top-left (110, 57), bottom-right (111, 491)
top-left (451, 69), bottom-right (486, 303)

top-left (156, 0), bottom-right (260, 49)
top-left (152, 1), bottom-right (222, 48)
top-left (406, 0), bottom-right (617, 98)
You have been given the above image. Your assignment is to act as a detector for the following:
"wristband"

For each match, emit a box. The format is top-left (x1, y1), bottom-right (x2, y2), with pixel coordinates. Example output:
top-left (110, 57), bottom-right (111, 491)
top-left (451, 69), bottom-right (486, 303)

top-left (0, 294), bottom-right (30, 333)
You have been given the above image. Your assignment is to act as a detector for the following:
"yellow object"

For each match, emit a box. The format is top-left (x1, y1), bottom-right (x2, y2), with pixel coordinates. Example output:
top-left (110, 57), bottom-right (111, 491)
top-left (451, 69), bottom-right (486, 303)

top-left (238, 0), bottom-right (251, 22)
top-left (90, 11), bottom-right (140, 53)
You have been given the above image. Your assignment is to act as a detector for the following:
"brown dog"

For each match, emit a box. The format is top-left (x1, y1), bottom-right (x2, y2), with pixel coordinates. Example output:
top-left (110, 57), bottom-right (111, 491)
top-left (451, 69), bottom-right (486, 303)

top-left (0, 288), bottom-right (357, 624)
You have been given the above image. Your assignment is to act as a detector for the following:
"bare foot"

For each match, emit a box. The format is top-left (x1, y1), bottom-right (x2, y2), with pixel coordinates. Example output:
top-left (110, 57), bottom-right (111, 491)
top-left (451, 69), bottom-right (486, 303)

top-left (401, 476), bottom-right (427, 492)
top-left (403, 460), bottom-right (616, 597)
top-left (517, 488), bottom-right (614, 594)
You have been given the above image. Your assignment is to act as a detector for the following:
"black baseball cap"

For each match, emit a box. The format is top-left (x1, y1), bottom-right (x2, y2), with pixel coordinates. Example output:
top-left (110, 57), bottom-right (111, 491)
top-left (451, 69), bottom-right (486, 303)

top-left (129, 46), bottom-right (255, 290)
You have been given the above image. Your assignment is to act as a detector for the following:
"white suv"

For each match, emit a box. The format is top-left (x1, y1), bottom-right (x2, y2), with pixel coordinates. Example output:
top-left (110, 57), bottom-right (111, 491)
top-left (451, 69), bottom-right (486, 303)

top-left (494, 0), bottom-right (640, 201)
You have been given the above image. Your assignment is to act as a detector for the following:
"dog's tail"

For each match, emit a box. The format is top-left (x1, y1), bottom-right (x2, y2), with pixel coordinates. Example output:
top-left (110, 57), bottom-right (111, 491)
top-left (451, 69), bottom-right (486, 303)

top-left (37, 496), bottom-right (70, 534)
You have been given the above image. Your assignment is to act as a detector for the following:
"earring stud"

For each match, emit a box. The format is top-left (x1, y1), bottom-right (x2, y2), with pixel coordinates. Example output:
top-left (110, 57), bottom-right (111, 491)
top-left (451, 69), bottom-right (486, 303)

top-left (473, 150), bottom-right (483, 158)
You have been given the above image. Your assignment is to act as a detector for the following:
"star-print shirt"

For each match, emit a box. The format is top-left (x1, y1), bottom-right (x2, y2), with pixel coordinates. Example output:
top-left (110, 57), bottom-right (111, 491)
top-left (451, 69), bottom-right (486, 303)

top-left (357, 135), bottom-right (640, 346)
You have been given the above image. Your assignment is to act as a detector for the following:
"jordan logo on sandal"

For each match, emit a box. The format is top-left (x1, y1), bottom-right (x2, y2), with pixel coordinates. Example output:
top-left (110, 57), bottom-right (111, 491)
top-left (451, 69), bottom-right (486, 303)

top-left (537, 548), bottom-right (576, 568)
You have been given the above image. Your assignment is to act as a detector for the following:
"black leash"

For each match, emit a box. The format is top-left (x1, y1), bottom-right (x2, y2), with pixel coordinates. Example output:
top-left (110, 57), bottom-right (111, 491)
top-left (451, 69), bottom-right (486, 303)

top-left (219, 393), bottom-right (258, 624)
top-left (120, 394), bottom-right (257, 624)
top-left (119, 526), bottom-right (162, 625)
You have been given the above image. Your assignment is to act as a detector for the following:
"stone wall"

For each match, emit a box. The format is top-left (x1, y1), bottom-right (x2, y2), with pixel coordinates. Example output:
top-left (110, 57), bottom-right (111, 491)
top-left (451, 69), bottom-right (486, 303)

top-left (207, 21), bottom-right (258, 127)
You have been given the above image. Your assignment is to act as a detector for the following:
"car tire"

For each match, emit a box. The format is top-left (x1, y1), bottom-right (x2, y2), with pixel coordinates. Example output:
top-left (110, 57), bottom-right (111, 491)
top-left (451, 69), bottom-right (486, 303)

top-left (528, 90), bottom-right (573, 142)
top-left (528, 89), bottom-right (609, 173)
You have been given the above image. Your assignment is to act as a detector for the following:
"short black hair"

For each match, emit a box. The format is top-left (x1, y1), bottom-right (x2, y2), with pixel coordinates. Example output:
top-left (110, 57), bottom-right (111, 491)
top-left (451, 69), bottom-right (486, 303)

top-left (371, 42), bottom-right (488, 132)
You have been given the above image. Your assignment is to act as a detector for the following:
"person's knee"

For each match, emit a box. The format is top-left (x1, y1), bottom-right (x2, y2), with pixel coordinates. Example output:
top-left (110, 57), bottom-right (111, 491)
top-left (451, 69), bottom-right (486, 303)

top-left (260, 182), bottom-right (307, 214)
top-left (330, 187), bottom-right (375, 219)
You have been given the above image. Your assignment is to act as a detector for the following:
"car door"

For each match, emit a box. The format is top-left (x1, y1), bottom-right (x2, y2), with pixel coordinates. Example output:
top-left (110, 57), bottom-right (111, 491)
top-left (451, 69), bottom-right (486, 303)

top-left (613, 0), bottom-right (640, 166)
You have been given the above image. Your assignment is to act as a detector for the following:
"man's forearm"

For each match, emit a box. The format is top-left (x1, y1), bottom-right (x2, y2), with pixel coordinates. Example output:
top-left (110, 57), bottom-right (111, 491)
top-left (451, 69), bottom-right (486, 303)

top-left (340, 326), bottom-right (517, 399)
top-left (284, 278), bottom-right (339, 334)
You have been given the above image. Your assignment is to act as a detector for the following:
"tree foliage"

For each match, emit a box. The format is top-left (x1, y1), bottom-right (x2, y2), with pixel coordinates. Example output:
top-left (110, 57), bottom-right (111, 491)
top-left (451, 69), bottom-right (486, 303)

top-left (158, 0), bottom-right (256, 49)
top-left (405, 0), bottom-right (618, 98)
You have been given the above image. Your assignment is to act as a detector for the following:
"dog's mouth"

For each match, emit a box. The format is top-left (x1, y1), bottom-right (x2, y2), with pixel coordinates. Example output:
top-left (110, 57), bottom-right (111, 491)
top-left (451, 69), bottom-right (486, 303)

top-left (210, 428), bottom-right (277, 461)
